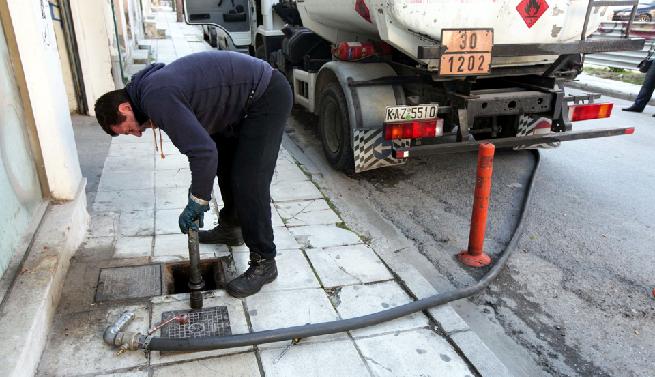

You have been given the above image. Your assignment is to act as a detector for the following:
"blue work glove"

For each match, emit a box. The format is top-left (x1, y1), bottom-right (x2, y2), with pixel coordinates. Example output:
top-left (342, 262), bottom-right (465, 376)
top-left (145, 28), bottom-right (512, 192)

top-left (179, 193), bottom-right (210, 234)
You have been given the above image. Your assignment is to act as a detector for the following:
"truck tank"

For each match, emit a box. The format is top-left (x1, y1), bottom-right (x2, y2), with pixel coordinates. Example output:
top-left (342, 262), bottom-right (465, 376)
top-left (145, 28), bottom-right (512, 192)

top-left (296, 0), bottom-right (611, 67)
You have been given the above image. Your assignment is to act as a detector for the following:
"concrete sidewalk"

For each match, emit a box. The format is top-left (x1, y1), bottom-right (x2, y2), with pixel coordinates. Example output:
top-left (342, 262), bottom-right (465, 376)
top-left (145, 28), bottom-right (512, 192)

top-left (566, 71), bottom-right (655, 106)
top-left (36, 8), bottom-right (508, 377)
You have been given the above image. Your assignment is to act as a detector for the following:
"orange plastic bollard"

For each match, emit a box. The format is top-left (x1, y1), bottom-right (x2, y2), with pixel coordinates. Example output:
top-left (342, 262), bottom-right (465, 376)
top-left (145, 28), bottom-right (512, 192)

top-left (458, 143), bottom-right (495, 268)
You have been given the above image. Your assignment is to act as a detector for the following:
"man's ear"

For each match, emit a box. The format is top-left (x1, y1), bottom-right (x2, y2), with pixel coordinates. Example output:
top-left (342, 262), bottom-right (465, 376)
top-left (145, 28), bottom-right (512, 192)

top-left (117, 102), bottom-right (132, 115)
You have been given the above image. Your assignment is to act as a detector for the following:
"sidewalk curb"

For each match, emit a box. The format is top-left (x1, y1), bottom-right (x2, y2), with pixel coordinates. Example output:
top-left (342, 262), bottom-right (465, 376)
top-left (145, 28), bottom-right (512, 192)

top-left (565, 80), bottom-right (655, 107)
top-left (282, 136), bottom-right (513, 377)
top-left (0, 181), bottom-right (88, 377)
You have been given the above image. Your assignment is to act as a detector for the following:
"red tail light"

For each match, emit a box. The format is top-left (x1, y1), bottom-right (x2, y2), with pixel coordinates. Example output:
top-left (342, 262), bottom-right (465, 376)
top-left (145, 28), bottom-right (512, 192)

top-left (384, 119), bottom-right (444, 140)
top-left (568, 103), bottom-right (613, 122)
top-left (333, 41), bottom-right (393, 61)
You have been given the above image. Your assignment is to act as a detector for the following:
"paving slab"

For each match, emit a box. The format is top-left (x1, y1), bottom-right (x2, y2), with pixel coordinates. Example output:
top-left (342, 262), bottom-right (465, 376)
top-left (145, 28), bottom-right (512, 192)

top-left (289, 224), bottom-right (362, 249)
top-left (38, 306), bottom-right (149, 376)
top-left (245, 288), bottom-right (346, 348)
top-left (271, 180), bottom-right (323, 202)
top-left (155, 208), bottom-right (182, 234)
top-left (104, 155), bottom-right (155, 172)
top-left (271, 203), bottom-right (285, 227)
top-left (334, 281), bottom-right (429, 338)
top-left (232, 226), bottom-right (300, 252)
top-left (355, 329), bottom-right (474, 377)
top-left (80, 236), bottom-right (115, 252)
top-left (305, 245), bottom-right (393, 287)
top-left (450, 330), bottom-right (513, 377)
top-left (98, 171), bottom-right (154, 192)
top-left (118, 209), bottom-right (155, 236)
top-left (260, 339), bottom-right (370, 377)
top-left (153, 233), bottom-right (229, 262)
top-left (88, 211), bottom-right (119, 238)
top-left (233, 249), bottom-right (320, 292)
top-left (272, 162), bottom-right (308, 184)
top-left (150, 291), bottom-right (252, 364)
top-left (108, 142), bottom-right (155, 157)
top-left (161, 141), bottom-right (180, 153)
top-left (153, 352), bottom-right (261, 377)
top-left (114, 235), bottom-right (153, 258)
top-left (155, 153), bottom-right (189, 170)
top-left (156, 186), bottom-right (189, 210)
top-left (97, 372), bottom-right (149, 377)
top-left (275, 198), bottom-right (340, 227)
top-left (155, 168), bottom-right (191, 188)
top-left (93, 189), bottom-right (155, 212)
top-left (277, 148), bottom-right (295, 164)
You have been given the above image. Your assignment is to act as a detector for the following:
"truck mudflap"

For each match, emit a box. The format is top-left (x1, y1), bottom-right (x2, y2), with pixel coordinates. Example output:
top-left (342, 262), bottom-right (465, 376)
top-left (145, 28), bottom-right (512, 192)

top-left (404, 126), bottom-right (633, 157)
top-left (353, 129), bottom-right (410, 173)
top-left (514, 114), bottom-right (560, 150)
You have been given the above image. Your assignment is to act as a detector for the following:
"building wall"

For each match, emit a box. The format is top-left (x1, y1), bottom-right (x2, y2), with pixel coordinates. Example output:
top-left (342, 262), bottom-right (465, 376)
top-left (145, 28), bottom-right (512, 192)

top-left (50, 1), bottom-right (78, 113)
top-left (0, 12), bottom-right (45, 280)
top-left (70, 0), bottom-right (115, 116)
top-left (5, 0), bottom-right (83, 200)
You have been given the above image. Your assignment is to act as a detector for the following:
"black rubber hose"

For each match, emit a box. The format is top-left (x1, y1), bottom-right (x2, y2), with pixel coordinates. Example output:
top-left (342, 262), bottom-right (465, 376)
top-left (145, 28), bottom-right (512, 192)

top-left (147, 150), bottom-right (541, 352)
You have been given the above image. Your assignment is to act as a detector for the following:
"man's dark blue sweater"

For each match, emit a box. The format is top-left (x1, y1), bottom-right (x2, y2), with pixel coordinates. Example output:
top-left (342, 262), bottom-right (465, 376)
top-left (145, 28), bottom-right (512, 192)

top-left (125, 51), bottom-right (273, 201)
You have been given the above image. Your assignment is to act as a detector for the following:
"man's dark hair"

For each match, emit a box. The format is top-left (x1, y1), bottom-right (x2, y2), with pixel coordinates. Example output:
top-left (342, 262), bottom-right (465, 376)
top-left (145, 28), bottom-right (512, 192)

top-left (94, 89), bottom-right (131, 136)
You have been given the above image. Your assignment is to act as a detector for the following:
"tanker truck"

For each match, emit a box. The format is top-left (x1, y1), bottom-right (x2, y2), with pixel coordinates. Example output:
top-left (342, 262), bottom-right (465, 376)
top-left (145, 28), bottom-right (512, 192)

top-left (183, 0), bottom-right (644, 173)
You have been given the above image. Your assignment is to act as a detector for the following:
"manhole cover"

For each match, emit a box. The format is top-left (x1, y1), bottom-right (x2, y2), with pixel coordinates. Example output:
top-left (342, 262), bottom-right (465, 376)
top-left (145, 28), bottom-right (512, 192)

top-left (95, 264), bottom-right (161, 302)
top-left (160, 306), bottom-right (232, 338)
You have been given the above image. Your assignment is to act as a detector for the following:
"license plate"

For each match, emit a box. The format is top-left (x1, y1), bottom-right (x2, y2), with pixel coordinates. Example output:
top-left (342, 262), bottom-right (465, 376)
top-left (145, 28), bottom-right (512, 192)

top-left (384, 105), bottom-right (438, 123)
top-left (440, 29), bottom-right (493, 76)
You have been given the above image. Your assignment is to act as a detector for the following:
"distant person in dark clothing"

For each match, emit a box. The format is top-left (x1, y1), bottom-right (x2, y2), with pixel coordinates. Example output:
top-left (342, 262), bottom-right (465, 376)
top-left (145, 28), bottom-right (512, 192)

top-left (94, 51), bottom-right (293, 298)
top-left (623, 55), bottom-right (655, 116)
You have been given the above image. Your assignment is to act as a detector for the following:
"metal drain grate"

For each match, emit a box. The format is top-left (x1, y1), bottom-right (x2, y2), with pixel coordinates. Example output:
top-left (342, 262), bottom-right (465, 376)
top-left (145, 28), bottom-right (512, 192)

top-left (160, 306), bottom-right (232, 338)
top-left (95, 264), bottom-right (161, 302)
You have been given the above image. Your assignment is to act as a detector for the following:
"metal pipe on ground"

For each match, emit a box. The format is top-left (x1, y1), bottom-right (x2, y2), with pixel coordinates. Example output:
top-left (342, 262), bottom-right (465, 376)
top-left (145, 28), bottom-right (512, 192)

top-left (188, 220), bottom-right (204, 310)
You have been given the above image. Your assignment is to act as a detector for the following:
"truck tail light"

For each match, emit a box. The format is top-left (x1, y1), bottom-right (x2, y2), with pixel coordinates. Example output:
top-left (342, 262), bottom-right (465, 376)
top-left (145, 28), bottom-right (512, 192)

top-left (333, 41), bottom-right (393, 61)
top-left (568, 103), bottom-right (613, 122)
top-left (384, 119), bottom-right (444, 140)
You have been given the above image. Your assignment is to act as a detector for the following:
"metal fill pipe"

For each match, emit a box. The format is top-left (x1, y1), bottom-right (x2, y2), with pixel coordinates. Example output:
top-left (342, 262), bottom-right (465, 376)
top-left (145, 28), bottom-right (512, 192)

top-left (188, 220), bottom-right (204, 309)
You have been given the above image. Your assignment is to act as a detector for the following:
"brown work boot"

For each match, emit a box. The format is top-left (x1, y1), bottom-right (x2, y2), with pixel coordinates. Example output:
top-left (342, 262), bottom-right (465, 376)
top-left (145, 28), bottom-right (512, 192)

top-left (198, 221), bottom-right (244, 245)
top-left (226, 253), bottom-right (277, 298)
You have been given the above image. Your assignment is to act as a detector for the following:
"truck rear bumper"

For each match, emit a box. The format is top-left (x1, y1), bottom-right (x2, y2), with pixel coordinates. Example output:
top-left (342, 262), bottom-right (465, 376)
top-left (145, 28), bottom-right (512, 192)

top-left (402, 127), bottom-right (634, 157)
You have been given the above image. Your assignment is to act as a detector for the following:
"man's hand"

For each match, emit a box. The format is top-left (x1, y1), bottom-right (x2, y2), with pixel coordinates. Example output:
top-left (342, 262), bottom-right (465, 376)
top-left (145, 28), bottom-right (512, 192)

top-left (179, 194), bottom-right (210, 234)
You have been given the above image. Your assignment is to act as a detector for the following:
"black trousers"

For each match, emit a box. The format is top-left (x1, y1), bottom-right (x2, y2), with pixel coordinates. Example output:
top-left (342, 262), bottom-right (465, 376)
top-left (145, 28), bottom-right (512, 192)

top-left (633, 60), bottom-right (655, 110)
top-left (210, 70), bottom-right (292, 259)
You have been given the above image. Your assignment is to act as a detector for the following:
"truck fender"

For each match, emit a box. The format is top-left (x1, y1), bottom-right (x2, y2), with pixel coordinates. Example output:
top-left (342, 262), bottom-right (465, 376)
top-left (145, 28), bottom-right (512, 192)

top-left (314, 61), bottom-right (410, 173)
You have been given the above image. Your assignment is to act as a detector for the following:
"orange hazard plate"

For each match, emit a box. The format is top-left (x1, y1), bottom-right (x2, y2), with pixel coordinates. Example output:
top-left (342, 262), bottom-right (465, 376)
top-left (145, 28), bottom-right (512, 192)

top-left (440, 29), bottom-right (493, 76)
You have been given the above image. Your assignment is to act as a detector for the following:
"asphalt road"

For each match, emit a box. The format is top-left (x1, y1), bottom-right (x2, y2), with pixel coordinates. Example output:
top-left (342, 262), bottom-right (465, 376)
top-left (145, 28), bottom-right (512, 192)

top-left (283, 91), bottom-right (655, 377)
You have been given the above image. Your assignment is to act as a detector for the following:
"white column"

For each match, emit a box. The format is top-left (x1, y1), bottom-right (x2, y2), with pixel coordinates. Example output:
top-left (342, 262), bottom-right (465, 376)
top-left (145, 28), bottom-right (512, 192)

top-left (70, 0), bottom-right (116, 115)
top-left (262, 0), bottom-right (273, 31)
top-left (141, 0), bottom-right (152, 18)
top-left (6, 0), bottom-right (83, 200)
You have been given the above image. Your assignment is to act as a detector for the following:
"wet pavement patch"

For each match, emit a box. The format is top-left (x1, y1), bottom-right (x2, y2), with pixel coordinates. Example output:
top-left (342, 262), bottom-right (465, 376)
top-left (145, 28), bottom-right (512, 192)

top-left (160, 306), bottom-right (232, 338)
top-left (95, 264), bottom-right (162, 302)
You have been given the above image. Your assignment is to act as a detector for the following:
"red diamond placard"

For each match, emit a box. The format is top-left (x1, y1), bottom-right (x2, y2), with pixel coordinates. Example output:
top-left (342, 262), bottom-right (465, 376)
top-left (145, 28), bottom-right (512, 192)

top-left (516, 0), bottom-right (549, 28)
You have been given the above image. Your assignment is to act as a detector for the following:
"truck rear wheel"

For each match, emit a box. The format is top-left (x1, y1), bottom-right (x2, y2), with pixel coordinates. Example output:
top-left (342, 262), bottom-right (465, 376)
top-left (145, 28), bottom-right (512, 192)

top-left (318, 83), bottom-right (355, 173)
